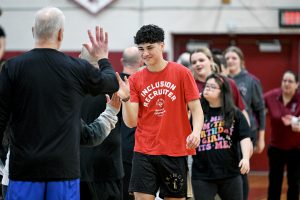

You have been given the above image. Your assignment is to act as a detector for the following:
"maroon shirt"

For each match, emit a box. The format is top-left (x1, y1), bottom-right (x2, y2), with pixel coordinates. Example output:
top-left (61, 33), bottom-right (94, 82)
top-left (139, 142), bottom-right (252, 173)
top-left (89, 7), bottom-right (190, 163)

top-left (195, 78), bottom-right (245, 110)
top-left (264, 88), bottom-right (300, 150)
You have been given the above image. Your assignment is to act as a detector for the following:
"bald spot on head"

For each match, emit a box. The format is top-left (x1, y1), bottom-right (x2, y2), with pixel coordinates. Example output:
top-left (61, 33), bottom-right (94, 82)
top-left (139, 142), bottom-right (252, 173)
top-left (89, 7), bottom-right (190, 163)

top-left (122, 47), bottom-right (141, 67)
top-left (121, 47), bottom-right (143, 74)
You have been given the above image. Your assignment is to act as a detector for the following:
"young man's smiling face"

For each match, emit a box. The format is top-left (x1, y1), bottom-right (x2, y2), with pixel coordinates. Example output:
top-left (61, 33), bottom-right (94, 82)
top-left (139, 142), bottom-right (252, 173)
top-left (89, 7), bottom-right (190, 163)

top-left (137, 42), bottom-right (164, 67)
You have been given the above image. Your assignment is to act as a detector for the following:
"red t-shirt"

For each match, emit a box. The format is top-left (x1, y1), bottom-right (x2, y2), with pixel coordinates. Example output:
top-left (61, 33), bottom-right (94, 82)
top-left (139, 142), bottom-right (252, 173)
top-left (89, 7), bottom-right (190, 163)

top-left (129, 62), bottom-right (200, 156)
top-left (195, 78), bottom-right (245, 110)
top-left (264, 88), bottom-right (300, 150)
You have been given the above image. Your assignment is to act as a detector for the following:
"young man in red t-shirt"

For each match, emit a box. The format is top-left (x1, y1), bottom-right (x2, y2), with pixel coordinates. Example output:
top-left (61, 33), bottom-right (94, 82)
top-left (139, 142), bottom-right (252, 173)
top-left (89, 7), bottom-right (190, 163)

top-left (116, 24), bottom-right (204, 200)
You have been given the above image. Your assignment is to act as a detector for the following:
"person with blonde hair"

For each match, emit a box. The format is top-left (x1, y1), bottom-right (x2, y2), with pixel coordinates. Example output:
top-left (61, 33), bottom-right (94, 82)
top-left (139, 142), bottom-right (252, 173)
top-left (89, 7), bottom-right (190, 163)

top-left (190, 47), bottom-right (249, 123)
top-left (224, 46), bottom-right (265, 200)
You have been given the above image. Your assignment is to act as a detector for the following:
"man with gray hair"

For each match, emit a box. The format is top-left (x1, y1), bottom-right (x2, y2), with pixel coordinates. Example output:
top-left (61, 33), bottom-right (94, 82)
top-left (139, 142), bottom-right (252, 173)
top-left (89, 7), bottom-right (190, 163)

top-left (0, 6), bottom-right (118, 200)
top-left (176, 52), bottom-right (191, 68)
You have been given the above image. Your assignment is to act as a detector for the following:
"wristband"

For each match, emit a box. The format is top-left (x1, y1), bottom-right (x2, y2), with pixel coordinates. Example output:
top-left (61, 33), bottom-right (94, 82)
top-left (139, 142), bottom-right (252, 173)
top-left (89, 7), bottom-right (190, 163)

top-left (121, 96), bottom-right (130, 102)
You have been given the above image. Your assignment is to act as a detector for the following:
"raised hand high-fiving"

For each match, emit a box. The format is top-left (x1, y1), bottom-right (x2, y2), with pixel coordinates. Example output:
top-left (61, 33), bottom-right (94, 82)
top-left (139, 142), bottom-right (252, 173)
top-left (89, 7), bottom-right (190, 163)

top-left (115, 72), bottom-right (130, 101)
top-left (83, 26), bottom-right (108, 61)
top-left (106, 93), bottom-right (121, 113)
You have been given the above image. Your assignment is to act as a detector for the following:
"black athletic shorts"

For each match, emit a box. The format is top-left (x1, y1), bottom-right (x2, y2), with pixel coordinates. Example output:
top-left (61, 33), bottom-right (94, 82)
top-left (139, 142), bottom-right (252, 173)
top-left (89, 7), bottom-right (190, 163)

top-left (129, 152), bottom-right (188, 199)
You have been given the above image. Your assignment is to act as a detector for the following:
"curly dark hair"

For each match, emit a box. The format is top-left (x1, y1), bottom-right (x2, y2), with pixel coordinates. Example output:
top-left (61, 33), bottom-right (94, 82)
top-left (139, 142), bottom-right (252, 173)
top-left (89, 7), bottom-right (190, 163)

top-left (134, 24), bottom-right (164, 45)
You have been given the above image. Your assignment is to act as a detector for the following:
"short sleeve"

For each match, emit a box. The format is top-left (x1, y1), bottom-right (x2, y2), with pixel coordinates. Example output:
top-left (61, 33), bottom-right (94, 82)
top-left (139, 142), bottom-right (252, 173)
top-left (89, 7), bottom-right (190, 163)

top-left (129, 74), bottom-right (139, 103)
top-left (183, 70), bottom-right (200, 102)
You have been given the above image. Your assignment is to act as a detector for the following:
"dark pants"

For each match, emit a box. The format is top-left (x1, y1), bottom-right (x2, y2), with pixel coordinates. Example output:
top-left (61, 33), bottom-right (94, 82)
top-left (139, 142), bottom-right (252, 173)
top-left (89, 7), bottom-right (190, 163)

top-left (267, 146), bottom-right (300, 200)
top-left (80, 180), bottom-right (123, 200)
top-left (2, 185), bottom-right (7, 199)
top-left (192, 175), bottom-right (243, 200)
top-left (241, 174), bottom-right (249, 200)
top-left (122, 162), bottom-right (134, 200)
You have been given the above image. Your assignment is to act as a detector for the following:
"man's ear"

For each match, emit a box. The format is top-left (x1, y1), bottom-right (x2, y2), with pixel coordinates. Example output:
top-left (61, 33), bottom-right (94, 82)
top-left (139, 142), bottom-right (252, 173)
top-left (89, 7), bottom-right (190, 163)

top-left (58, 28), bottom-right (63, 42)
top-left (32, 27), bottom-right (35, 38)
top-left (160, 42), bottom-right (165, 51)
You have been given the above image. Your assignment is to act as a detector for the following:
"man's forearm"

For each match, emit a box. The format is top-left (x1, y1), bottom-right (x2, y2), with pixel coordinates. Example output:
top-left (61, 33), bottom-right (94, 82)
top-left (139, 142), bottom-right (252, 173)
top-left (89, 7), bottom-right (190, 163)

top-left (191, 108), bottom-right (204, 134)
top-left (96, 59), bottom-right (119, 93)
top-left (189, 100), bottom-right (204, 134)
top-left (122, 101), bottom-right (138, 128)
top-left (80, 104), bottom-right (118, 146)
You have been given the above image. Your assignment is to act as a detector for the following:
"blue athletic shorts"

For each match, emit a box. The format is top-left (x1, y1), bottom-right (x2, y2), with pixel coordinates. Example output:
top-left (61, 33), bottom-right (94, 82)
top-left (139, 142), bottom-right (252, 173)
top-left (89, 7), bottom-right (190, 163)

top-left (6, 179), bottom-right (80, 200)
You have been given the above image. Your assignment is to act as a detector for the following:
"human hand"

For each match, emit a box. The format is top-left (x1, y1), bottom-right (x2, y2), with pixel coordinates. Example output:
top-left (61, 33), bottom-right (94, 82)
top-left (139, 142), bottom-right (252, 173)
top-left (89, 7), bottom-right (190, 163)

top-left (83, 26), bottom-right (108, 61)
top-left (106, 93), bottom-right (121, 113)
top-left (281, 114), bottom-right (293, 126)
top-left (79, 44), bottom-right (98, 67)
top-left (254, 132), bottom-right (265, 154)
top-left (239, 158), bottom-right (250, 174)
top-left (116, 72), bottom-right (130, 101)
top-left (186, 132), bottom-right (200, 149)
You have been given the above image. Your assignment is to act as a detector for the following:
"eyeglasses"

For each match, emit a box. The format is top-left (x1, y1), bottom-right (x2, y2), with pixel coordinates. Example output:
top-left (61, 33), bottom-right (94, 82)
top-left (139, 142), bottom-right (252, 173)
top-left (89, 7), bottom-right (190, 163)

top-left (282, 79), bottom-right (296, 84)
top-left (204, 84), bottom-right (220, 90)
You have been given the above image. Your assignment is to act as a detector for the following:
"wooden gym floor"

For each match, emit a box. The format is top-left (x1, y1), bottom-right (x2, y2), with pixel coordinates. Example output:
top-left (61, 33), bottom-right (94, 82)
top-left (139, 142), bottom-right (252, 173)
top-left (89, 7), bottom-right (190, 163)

top-left (248, 172), bottom-right (288, 200)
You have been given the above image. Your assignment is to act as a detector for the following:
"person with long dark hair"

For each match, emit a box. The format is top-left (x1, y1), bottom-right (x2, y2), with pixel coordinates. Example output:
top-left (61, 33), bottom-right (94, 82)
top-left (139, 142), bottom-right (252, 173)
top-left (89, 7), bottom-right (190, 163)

top-left (192, 73), bottom-right (252, 200)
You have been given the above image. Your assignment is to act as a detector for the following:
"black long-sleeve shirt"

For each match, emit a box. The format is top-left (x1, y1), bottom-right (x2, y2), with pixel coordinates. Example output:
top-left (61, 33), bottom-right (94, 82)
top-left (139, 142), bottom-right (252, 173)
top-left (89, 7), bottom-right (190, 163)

top-left (80, 94), bottom-right (124, 181)
top-left (0, 48), bottom-right (118, 181)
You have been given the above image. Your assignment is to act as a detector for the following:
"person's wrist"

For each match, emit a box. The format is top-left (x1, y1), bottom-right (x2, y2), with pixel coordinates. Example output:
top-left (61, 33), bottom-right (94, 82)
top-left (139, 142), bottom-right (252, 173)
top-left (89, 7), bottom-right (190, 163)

top-left (121, 96), bottom-right (130, 102)
top-left (96, 53), bottom-right (108, 61)
top-left (96, 57), bottom-right (108, 62)
top-left (106, 104), bottom-right (118, 115)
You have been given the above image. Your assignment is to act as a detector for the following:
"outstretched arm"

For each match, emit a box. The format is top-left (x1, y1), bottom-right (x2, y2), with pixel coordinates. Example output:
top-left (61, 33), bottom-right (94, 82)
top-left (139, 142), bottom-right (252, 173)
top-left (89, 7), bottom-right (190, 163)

top-left (80, 93), bottom-right (121, 146)
top-left (116, 72), bottom-right (138, 128)
top-left (80, 27), bottom-right (119, 96)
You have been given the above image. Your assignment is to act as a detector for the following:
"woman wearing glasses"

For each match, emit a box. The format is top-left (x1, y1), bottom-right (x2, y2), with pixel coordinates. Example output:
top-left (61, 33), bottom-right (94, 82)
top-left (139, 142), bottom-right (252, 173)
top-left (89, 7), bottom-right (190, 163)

top-left (191, 73), bottom-right (252, 200)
